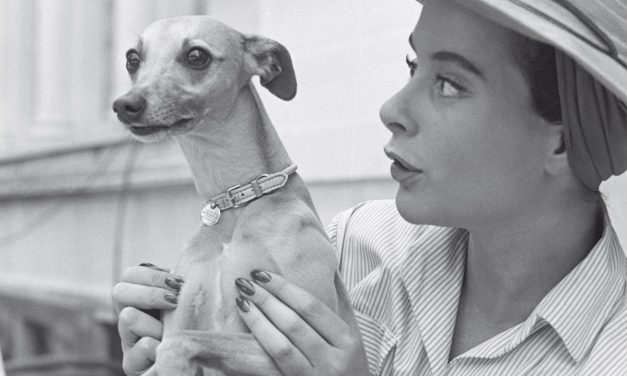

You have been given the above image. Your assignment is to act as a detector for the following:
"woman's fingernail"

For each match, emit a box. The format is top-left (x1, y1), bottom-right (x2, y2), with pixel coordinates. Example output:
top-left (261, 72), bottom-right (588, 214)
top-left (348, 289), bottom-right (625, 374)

top-left (165, 276), bottom-right (184, 291)
top-left (250, 270), bottom-right (271, 283)
top-left (235, 278), bottom-right (255, 295)
top-left (236, 296), bottom-right (251, 312)
top-left (164, 292), bottom-right (178, 305)
top-left (139, 263), bottom-right (171, 273)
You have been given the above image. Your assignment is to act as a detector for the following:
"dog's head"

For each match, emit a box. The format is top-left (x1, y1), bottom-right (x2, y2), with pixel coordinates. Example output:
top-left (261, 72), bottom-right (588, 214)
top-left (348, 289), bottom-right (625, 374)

top-left (112, 16), bottom-right (296, 142)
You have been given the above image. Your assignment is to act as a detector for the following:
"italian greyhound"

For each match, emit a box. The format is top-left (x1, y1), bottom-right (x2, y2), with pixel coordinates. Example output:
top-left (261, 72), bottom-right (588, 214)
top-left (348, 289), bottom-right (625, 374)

top-left (112, 16), bottom-right (357, 376)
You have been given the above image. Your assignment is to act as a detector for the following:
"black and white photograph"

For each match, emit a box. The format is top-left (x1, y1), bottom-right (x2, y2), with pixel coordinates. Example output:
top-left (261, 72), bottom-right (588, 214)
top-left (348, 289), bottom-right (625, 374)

top-left (0, 0), bottom-right (626, 375)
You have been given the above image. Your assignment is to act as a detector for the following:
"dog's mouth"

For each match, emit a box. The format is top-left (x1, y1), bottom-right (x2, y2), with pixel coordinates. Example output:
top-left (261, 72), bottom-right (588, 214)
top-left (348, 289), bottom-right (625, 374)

top-left (129, 126), bottom-right (168, 136)
top-left (129, 118), bottom-right (193, 136)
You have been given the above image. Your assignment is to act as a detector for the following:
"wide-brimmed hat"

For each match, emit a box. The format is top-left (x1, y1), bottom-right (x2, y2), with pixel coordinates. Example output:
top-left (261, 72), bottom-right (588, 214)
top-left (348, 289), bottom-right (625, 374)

top-left (416, 0), bottom-right (627, 105)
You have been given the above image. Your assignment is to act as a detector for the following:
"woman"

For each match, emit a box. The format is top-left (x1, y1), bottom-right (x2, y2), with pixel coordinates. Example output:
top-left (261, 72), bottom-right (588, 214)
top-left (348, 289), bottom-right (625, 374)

top-left (113, 0), bottom-right (627, 374)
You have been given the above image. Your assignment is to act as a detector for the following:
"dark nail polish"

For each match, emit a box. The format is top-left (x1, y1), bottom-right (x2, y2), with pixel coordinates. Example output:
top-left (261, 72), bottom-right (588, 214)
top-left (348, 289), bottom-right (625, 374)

top-left (250, 270), bottom-right (272, 283)
top-left (236, 296), bottom-right (251, 312)
top-left (235, 278), bottom-right (255, 295)
top-left (164, 292), bottom-right (178, 305)
top-left (165, 276), bottom-right (183, 291)
top-left (139, 263), bottom-right (171, 273)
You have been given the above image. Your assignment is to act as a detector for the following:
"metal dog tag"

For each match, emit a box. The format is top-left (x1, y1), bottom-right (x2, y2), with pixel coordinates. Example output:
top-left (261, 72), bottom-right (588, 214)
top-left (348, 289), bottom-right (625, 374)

top-left (201, 203), bottom-right (221, 226)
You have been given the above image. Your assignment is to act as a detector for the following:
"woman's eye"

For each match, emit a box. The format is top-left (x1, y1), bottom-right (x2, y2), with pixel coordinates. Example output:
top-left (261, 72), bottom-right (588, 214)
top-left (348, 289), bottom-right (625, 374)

top-left (185, 47), bottom-right (211, 69)
top-left (435, 75), bottom-right (465, 98)
top-left (126, 51), bottom-right (141, 73)
top-left (405, 54), bottom-right (418, 77)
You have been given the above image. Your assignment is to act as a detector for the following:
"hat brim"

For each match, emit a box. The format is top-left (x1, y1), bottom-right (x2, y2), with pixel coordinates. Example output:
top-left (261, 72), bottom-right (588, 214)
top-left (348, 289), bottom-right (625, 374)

top-left (415, 0), bottom-right (627, 104)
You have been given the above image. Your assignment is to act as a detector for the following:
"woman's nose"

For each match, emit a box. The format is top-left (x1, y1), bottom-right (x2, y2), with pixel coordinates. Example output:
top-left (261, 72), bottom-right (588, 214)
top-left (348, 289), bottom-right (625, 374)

top-left (379, 86), bottom-right (416, 136)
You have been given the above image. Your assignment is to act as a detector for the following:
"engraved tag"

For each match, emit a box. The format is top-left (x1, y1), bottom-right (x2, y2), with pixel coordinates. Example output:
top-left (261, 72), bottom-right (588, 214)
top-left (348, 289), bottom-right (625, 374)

top-left (201, 203), bottom-right (221, 226)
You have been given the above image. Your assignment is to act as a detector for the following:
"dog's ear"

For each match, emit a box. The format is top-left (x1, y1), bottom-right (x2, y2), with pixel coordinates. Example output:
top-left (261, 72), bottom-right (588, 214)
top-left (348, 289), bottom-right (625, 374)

top-left (243, 35), bottom-right (297, 101)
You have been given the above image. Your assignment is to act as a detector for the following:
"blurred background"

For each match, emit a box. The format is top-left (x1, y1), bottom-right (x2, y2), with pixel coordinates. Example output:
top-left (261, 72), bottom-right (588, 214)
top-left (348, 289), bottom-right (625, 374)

top-left (0, 1), bottom-right (625, 375)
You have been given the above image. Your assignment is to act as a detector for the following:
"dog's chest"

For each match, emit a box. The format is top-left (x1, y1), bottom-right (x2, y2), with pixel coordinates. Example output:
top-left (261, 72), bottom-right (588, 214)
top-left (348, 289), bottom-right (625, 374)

top-left (169, 267), bottom-right (234, 332)
top-left (163, 244), bottom-right (233, 332)
top-left (164, 230), bottom-right (277, 334)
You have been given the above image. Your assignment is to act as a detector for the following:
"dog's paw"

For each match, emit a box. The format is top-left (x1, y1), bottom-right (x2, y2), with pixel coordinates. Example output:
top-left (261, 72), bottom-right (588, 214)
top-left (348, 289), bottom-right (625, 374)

top-left (154, 331), bottom-right (282, 376)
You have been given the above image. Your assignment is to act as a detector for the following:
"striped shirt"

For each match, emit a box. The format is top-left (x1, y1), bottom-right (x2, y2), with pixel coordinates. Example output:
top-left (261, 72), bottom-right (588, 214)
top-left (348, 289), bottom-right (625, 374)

top-left (326, 200), bottom-right (627, 376)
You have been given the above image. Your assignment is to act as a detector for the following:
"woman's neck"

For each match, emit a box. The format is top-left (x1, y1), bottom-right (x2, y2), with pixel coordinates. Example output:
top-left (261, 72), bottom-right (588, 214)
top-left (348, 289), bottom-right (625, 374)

top-left (462, 194), bottom-right (603, 322)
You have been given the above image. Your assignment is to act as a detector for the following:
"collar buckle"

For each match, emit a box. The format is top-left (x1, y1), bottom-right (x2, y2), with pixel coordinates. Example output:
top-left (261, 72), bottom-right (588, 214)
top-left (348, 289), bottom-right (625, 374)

top-left (201, 164), bottom-right (298, 226)
top-left (226, 184), bottom-right (242, 208)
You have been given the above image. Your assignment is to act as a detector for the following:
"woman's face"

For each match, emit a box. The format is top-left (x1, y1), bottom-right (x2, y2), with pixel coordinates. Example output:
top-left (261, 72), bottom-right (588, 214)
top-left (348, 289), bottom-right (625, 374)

top-left (381, 0), bottom-right (553, 229)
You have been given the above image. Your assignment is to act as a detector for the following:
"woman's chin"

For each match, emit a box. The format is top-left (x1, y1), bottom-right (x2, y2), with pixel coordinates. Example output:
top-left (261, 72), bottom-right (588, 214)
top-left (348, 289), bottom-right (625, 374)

top-left (395, 188), bottom-right (426, 224)
top-left (394, 187), bottom-right (449, 227)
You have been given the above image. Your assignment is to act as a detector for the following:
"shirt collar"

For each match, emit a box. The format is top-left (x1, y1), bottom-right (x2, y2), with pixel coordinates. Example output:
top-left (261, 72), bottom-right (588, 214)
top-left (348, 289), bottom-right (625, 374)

top-left (533, 208), bottom-right (627, 362)
top-left (402, 226), bottom-right (469, 375)
top-left (461, 207), bottom-right (627, 362)
top-left (402, 208), bottom-right (626, 365)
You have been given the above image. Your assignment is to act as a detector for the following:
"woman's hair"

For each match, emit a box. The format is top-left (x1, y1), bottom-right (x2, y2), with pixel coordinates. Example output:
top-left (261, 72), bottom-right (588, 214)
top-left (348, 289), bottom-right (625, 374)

top-left (513, 36), bottom-right (562, 124)
top-left (514, 37), bottom-right (603, 201)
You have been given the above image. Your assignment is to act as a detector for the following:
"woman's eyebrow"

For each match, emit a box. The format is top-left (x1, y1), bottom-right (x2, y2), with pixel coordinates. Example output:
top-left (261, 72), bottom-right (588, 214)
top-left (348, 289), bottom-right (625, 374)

top-left (408, 34), bottom-right (484, 80)
top-left (431, 51), bottom-right (485, 80)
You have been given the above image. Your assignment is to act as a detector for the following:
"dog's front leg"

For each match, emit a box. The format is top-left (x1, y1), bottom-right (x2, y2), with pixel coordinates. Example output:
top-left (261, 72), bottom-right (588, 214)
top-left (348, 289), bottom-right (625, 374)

top-left (156, 330), bottom-right (282, 376)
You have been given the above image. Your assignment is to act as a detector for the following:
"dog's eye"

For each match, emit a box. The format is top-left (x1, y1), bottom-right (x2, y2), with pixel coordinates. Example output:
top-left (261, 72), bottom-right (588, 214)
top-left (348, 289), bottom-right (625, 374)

top-left (126, 51), bottom-right (141, 73)
top-left (185, 48), bottom-right (211, 69)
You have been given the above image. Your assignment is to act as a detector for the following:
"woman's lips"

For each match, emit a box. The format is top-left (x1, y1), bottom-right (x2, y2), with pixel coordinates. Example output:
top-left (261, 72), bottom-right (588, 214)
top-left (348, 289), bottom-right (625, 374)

top-left (385, 150), bottom-right (423, 183)
top-left (390, 161), bottom-right (423, 183)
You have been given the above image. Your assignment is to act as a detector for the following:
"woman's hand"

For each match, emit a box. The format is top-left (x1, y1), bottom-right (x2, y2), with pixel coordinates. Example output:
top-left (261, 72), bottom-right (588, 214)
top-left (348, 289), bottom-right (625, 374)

top-left (234, 270), bottom-right (370, 376)
top-left (111, 263), bottom-right (183, 375)
top-left (112, 263), bottom-right (183, 313)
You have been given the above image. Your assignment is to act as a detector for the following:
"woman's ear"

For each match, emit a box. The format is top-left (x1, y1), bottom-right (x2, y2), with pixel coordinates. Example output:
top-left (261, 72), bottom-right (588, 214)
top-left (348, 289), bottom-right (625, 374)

top-left (544, 123), bottom-right (571, 176)
top-left (242, 35), bottom-right (297, 101)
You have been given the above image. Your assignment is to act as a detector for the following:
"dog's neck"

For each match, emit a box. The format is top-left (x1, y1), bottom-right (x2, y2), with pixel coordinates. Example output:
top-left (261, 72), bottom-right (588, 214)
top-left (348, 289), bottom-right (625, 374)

top-left (175, 82), bottom-right (292, 203)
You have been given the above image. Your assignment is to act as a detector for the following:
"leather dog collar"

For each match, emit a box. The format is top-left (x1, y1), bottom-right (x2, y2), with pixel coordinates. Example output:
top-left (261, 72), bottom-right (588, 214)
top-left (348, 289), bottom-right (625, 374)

top-left (200, 164), bottom-right (298, 226)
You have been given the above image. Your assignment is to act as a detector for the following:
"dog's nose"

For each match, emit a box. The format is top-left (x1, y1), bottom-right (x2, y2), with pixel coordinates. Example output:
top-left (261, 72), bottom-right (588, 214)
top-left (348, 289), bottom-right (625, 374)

top-left (113, 94), bottom-right (146, 122)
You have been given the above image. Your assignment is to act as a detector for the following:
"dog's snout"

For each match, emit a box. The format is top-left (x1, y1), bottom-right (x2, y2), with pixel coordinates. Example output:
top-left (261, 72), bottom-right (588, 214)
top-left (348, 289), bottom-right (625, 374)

top-left (113, 94), bottom-right (147, 122)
